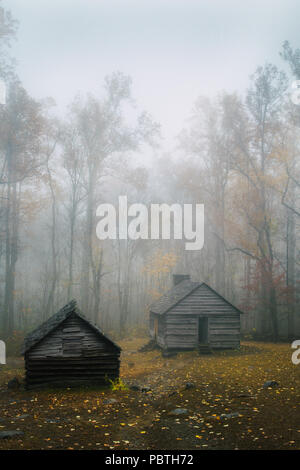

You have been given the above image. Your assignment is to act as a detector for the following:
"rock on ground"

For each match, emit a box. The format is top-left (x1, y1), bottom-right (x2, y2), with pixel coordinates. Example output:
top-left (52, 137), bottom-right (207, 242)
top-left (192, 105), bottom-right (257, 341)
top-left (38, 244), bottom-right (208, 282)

top-left (7, 377), bottom-right (20, 390)
top-left (220, 412), bottom-right (241, 419)
top-left (169, 408), bottom-right (189, 416)
top-left (263, 380), bottom-right (279, 389)
top-left (0, 431), bottom-right (24, 439)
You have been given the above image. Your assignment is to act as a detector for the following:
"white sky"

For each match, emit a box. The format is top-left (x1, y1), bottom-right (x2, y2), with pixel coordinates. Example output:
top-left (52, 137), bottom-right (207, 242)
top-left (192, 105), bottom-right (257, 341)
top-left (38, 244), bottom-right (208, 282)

top-left (3, 0), bottom-right (300, 149)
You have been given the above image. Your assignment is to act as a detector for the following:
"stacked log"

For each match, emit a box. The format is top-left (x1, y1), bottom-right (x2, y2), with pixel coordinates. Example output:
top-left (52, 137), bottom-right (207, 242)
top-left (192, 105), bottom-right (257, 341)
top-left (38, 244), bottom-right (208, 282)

top-left (24, 311), bottom-right (121, 389)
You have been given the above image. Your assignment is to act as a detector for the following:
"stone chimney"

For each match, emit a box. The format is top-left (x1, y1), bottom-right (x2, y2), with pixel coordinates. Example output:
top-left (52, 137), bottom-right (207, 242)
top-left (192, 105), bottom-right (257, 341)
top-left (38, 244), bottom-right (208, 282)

top-left (173, 274), bottom-right (190, 286)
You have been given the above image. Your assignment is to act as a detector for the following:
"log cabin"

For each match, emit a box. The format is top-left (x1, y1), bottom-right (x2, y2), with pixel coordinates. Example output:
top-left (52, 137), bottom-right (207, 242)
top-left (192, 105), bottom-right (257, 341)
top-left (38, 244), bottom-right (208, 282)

top-left (149, 274), bottom-right (243, 353)
top-left (23, 300), bottom-right (121, 389)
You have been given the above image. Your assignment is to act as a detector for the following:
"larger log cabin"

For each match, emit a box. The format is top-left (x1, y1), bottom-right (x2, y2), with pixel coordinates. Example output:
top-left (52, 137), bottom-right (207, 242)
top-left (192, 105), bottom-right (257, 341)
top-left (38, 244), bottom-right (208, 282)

top-left (149, 275), bottom-right (243, 353)
top-left (23, 300), bottom-right (121, 389)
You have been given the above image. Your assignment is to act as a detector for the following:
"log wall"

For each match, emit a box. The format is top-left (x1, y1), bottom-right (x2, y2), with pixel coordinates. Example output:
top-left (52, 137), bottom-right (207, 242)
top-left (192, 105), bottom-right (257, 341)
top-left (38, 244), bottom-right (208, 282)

top-left (25, 314), bottom-right (120, 389)
top-left (150, 284), bottom-right (240, 351)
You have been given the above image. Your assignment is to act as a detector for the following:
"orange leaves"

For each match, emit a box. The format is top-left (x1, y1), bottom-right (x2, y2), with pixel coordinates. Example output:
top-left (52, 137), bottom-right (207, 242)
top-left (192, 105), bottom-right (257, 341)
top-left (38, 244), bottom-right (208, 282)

top-left (141, 250), bottom-right (178, 277)
top-left (0, 339), bottom-right (299, 450)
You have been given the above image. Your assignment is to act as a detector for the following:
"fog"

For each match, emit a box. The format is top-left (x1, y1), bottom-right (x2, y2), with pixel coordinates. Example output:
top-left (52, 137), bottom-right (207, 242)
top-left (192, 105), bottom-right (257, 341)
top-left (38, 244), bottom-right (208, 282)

top-left (1, 0), bottom-right (300, 345)
top-left (5, 0), bottom-right (300, 146)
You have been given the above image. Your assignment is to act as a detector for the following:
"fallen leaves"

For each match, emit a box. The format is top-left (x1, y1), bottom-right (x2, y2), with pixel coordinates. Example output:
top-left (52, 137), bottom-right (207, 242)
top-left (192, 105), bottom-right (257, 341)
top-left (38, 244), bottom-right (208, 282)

top-left (0, 340), bottom-right (299, 450)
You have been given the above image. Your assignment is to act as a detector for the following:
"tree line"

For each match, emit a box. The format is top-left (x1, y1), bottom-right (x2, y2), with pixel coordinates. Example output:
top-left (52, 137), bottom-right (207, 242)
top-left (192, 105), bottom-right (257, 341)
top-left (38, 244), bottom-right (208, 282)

top-left (0, 3), bottom-right (300, 341)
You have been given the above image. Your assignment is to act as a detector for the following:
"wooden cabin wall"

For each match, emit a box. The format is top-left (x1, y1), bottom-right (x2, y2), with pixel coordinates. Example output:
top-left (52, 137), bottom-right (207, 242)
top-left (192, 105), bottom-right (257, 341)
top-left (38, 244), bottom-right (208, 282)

top-left (25, 314), bottom-right (120, 389)
top-left (169, 284), bottom-right (240, 316)
top-left (157, 315), bottom-right (166, 348)
top-left (149, 313), bottom-right (166, 348)
top-left (149, 313), bottom-right (154, 338)
top-left (160, 284), bottom-right (241, 350)
top-left (164, 314), bottom-right (198, 350)
top-left (209, 316), bottom-right (240, 349)
top-left (164, 313), bottom-right (240, 350)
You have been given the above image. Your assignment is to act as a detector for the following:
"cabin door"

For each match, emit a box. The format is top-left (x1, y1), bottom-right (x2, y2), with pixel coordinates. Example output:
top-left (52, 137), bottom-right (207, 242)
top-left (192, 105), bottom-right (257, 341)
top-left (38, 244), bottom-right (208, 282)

top-left (154, 317), bottom-right (158, 339)
top-left (198, 317), bottom-right (208, 344)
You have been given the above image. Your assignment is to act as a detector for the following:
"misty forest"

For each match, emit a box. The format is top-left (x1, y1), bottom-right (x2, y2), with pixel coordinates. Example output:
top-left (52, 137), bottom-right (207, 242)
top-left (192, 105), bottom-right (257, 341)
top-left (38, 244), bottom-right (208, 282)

top-left (1, 6), bottom-right (300, 343)
top-left (0, 1), bottom-right (299, 452)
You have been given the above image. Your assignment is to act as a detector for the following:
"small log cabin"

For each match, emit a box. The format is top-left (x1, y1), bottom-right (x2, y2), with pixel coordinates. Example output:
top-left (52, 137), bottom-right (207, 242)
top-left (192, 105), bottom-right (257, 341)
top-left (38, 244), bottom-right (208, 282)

top-left (23, 300), bottom-right (121, 389)
top-left (149, 275), bottom-right (243, 352)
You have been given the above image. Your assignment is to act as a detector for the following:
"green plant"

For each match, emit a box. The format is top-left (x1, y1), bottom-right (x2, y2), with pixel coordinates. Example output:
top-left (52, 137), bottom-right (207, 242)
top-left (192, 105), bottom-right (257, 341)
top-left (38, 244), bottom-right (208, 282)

top-left (109, 377), bottom-right (128, 391)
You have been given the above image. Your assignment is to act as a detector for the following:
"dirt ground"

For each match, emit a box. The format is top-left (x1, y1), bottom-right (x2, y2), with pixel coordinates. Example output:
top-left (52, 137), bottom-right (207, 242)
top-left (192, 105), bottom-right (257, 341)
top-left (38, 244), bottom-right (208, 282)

top-left (0, 339), bottom-right (299, 450)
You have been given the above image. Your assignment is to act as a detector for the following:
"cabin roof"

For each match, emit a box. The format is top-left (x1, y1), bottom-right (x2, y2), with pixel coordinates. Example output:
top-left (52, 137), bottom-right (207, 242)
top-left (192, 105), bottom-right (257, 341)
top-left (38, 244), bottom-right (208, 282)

top-left (23, 300), bottom-right (121, 354)
top-left (149, 280), bottom-right (244, 316)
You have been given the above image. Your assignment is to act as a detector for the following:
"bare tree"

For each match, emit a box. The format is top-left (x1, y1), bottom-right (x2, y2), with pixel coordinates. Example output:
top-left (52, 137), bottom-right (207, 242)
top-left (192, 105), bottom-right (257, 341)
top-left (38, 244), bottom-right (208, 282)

top-left (0, 82), bottom-right (44, 335)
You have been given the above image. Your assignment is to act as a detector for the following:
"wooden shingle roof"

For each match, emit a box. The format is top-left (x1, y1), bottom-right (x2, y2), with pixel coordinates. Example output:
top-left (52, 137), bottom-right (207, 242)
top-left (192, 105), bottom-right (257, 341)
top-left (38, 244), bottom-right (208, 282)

top-left (23, 300), bottom-right (121, 354)
top-left (150, 280), bottom-right (201, 315)
top-left (150, 280), bottom-right (244, 315)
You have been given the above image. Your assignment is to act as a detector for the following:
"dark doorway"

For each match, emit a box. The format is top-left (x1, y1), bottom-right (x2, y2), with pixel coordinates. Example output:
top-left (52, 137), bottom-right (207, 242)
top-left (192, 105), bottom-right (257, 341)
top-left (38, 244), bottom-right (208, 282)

top-left (154, 317), bottom-right (158, 339)
top-left (198, 317), bottom-right (208, 344)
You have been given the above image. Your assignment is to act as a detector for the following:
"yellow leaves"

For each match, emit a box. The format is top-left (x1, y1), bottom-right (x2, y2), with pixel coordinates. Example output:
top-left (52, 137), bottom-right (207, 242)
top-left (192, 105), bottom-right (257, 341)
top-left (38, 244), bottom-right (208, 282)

top-left (0, 340), bottom-right (299, 451)
top-left (20, 189), bottom-right (48, 223)
top-left (213, 414), bottom-right (221, 420)
top-left (143, 250), bottom-right (178, 273)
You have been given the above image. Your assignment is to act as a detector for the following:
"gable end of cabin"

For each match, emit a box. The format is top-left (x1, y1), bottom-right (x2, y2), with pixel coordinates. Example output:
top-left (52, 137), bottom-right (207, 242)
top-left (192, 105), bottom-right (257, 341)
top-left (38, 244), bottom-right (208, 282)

top-left (150, 283), bottom-right (241, 351)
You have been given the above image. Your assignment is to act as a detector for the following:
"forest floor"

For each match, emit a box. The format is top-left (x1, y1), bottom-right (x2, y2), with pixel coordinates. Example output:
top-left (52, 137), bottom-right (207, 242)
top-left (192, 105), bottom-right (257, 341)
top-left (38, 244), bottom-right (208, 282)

top-left (0, 339), bottom-right (299, 450)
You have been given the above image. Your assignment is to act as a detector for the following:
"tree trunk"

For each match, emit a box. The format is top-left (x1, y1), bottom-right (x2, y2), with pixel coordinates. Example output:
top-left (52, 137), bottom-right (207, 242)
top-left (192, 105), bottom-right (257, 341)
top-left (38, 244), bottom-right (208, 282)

top-left (286, 205), bottom-right (295, 339)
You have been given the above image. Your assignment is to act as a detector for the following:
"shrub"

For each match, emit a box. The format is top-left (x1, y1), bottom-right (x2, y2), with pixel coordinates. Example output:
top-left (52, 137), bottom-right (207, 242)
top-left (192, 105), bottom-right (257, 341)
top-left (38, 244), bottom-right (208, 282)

top-left (109, 377), bottom-right (128, 391)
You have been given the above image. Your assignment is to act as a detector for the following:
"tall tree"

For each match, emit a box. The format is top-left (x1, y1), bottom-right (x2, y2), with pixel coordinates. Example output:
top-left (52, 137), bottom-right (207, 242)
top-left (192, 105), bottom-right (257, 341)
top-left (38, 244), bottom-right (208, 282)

top-left (61, 123), bottom-right (86, 301)
top-left (0, 83), bottom-right (44, 335)
top-left (67, 72), bottom-right (158, 320)
top-left (222, 64), bottom-right (288, 340)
